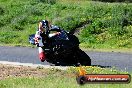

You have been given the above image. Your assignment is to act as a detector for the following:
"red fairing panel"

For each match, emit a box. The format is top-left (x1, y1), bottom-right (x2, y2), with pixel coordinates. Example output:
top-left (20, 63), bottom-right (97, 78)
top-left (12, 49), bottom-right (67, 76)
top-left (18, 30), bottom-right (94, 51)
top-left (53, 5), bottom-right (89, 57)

top-left (38, 47), bottom-right (46, 62)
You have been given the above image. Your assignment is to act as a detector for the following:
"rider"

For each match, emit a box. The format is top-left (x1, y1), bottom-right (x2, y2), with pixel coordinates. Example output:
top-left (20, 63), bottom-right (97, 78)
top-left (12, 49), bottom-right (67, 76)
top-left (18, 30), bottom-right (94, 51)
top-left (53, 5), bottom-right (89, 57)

top-left (34, 20), bottom-right (61, 62)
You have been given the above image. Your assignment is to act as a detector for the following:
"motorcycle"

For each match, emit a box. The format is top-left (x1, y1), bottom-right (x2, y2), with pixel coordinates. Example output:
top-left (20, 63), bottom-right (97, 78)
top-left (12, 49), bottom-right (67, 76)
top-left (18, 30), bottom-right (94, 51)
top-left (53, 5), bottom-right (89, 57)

top-left (29, 27), bottom-right (91, 66)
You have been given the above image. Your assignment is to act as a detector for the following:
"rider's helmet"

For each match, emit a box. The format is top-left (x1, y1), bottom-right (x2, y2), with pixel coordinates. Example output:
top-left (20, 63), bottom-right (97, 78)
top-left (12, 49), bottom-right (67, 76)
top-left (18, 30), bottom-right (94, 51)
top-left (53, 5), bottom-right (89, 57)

top-left (41, 20), bottom-right (49, 29)
top-left (39, 20), bottom-right (50, 35)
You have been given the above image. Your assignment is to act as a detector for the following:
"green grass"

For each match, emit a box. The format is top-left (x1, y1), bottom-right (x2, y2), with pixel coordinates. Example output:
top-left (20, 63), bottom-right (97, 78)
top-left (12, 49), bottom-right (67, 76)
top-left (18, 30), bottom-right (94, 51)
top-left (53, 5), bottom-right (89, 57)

top-left (0, 66), bottom-right (131, 88)
top-left (0, 0), bottom-right (132, 49)
top-left (0, 76), bottom-right (131, 88)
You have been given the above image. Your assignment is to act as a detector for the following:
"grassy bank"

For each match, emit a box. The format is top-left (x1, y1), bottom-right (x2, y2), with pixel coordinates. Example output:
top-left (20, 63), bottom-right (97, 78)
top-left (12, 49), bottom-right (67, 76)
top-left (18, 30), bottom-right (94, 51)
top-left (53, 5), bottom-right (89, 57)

top-left (0, 0), bottom-right (132, 49)
top-left (0, 64), bottom-right (131, 88)
top-left (0, 76), bottom-right (131, 88)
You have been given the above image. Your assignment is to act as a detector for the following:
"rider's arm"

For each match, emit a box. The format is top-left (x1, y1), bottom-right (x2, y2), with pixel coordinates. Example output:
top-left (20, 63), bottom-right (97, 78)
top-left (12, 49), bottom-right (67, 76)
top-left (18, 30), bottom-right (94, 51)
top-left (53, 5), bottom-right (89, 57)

top-left (48, 32), bottom-right (61, 37)
top-left (48, 25), bottom-right (61, 37)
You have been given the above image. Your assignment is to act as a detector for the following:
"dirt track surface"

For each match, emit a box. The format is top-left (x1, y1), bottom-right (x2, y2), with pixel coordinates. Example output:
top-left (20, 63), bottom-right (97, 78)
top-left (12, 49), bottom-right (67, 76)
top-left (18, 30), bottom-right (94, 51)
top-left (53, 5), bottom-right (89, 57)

top-left (0, 64), bottom-right (47, 80)
top-left (0, 46), bottom-right (132, 72)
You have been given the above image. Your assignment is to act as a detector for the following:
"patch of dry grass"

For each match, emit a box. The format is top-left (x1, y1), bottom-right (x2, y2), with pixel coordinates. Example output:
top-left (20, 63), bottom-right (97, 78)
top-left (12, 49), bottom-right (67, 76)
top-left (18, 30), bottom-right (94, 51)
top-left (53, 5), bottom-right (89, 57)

top-left (0, 64), bottom-right (49, 80)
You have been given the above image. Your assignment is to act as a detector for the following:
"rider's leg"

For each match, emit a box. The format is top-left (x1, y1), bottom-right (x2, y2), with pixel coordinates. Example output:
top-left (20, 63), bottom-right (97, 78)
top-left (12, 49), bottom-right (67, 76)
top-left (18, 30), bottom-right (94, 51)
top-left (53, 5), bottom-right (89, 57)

top-left (38, 47), bottom-right (46, 62)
